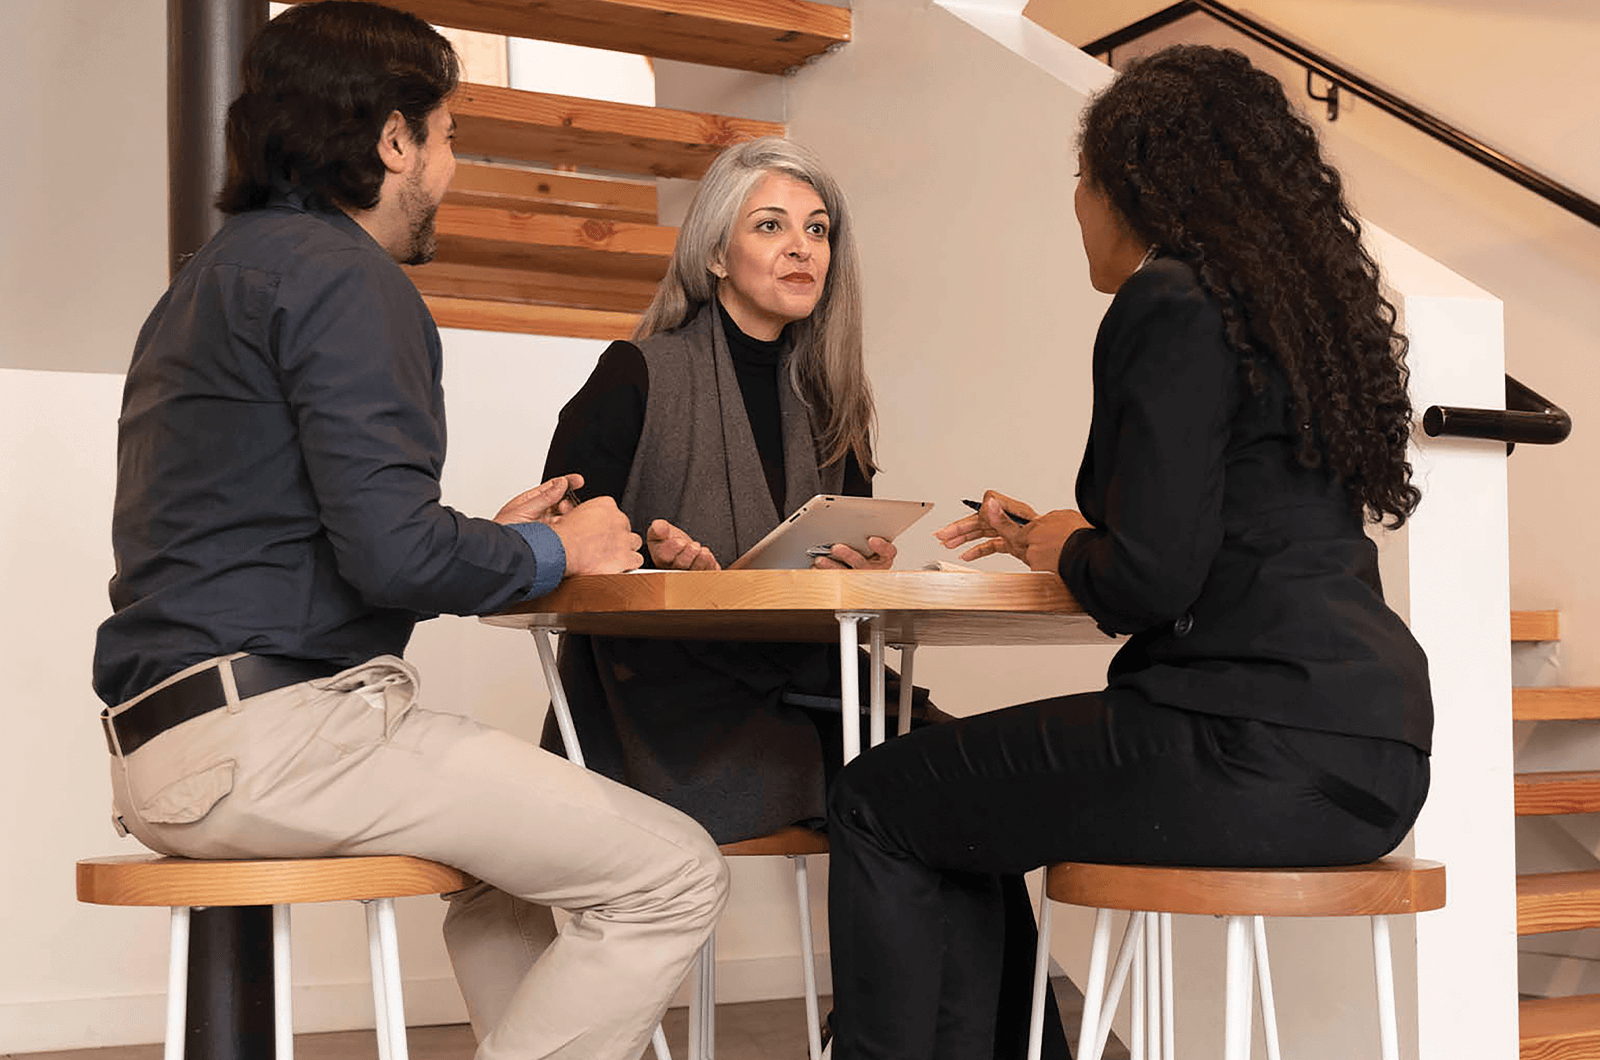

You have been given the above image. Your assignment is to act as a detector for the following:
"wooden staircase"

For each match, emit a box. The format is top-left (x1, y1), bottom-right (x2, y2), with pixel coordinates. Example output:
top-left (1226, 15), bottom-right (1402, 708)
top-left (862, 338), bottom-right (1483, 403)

top-left (280, 0), bottom-right (844, 339)
top-left (1513, 610), bottom-right (1600, 1058)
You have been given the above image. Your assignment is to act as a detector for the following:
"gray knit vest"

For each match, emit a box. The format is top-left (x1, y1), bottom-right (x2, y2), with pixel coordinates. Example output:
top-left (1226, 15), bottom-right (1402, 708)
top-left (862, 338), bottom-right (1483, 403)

top-left (621, 301), bottom-right (844, 566)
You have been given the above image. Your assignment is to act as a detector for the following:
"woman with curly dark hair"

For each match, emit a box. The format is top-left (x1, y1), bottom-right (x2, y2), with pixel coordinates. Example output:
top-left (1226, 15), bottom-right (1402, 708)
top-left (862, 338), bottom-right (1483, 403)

top-left (824, 45), bottom-right (1433, 1059)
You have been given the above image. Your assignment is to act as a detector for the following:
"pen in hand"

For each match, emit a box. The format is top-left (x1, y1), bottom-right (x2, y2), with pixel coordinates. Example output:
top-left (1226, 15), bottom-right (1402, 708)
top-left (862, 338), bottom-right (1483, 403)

top-left (961, 498), bottom-right (1030, 526)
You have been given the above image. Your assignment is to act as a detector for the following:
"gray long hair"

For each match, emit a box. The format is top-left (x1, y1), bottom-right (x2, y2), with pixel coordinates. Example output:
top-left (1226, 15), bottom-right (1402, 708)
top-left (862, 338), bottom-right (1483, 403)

top-left (635, 137), bottom-right (875, 474)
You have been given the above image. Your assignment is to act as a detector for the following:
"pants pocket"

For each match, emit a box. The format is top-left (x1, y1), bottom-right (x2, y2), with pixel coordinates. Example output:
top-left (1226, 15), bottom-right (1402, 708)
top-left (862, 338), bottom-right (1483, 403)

top-left (138, 759), bottom-right (237, 824)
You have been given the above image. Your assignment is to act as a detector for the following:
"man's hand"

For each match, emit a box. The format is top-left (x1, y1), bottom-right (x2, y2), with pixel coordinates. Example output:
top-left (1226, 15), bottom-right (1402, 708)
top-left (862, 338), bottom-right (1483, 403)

top-left (647, 519), bottom-right (721, 570)
top-left (548, 496), bottom-right (643, 575)
top-left (494, 474), bottom-right (583, 525)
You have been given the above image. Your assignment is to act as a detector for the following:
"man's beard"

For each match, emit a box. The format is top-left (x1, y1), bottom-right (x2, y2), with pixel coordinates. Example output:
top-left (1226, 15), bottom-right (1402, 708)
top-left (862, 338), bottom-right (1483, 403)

top-left (399, 171), bottom-right (440, 266)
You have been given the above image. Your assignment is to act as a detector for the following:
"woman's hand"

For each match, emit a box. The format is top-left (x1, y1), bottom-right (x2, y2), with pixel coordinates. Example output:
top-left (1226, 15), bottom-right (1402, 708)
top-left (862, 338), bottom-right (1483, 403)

top-left (933, 490), bottom-right (1039, 562)
top-left (646, 519), bottom-right (721, 571)
top-left (934, 491), bottom-right (1090, 572)
top-left (812, 536), bottom-right (896, 571)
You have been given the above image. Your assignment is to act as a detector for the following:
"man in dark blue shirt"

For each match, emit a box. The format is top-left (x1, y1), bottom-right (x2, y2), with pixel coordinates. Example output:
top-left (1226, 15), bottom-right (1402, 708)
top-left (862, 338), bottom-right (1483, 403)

top-left (92, 5), bottom-right (726, 1057)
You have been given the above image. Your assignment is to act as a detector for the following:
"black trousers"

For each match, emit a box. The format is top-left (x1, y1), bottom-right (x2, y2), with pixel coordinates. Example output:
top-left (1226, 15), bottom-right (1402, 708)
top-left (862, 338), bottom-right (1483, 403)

top-left (826, 689), bottom-right (1430, 1060)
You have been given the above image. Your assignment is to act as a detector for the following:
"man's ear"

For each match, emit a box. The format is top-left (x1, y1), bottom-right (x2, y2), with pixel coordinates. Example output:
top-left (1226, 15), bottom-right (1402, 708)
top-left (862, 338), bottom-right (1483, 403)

top-left (375, 110), bottom-right (412, 175)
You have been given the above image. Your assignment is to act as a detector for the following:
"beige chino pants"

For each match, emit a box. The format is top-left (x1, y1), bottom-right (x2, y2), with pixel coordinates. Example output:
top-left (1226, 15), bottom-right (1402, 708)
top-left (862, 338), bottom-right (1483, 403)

top-left (107, 653), bottom-right (728, 1060)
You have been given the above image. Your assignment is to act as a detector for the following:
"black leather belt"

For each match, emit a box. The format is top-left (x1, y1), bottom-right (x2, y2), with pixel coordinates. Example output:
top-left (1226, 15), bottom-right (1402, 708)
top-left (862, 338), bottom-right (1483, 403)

top-left (104, 655), bottom-right (343, 756)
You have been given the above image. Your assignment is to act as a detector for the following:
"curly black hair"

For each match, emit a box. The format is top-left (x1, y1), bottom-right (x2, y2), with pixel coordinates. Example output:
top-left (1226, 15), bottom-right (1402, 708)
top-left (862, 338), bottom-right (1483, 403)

top-left (218, 1), bottom-right (459, 215)
top-left (1080, 45), bottom-right (1420, 527)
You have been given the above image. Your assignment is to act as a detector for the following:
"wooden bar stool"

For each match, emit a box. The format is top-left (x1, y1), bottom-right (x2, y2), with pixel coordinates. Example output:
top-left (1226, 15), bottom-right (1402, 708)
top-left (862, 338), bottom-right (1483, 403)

top-left (77, 853), bottom-right (472, 1060)
top-left (1026, 857), bottom-right (1446, 1060)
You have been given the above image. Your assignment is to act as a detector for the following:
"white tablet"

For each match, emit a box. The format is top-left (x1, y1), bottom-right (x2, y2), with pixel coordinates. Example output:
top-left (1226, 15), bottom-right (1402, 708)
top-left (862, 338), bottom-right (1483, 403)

top-left (728, 495), bottom-right (935, 570)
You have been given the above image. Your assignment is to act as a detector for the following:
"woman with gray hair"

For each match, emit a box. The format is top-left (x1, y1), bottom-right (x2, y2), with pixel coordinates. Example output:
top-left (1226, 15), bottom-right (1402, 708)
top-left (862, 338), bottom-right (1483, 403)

top-left (539, 136), bottom-right (897, 843)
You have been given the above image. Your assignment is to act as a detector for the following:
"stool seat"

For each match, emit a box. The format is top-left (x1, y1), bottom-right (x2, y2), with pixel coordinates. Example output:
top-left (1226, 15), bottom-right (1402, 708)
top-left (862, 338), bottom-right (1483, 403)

top-left (76, 853), bottom-right (474, 908)
top-left (1046, 856), bottom-right (1446, 918)
top-left (719, 826), bottom-right (829, 858)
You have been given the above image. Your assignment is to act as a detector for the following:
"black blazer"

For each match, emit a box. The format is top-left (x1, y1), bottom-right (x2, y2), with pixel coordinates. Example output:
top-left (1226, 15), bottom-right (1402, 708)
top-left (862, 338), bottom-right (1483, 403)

top-left (1058, 259), bottom-right (1432, 752)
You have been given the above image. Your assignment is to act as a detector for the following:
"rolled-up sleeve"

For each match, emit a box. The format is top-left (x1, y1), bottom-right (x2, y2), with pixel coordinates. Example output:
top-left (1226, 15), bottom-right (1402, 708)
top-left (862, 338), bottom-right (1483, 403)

top-left (272, 251), bottom-right (553, 614)
top-left (1059, 272), bottom-right (1236, 634)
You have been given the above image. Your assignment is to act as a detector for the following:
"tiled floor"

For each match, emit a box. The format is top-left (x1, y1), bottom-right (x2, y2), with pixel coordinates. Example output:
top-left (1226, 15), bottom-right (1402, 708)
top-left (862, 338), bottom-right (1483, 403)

top-left (9, 979), bottom-right (1116, 1060)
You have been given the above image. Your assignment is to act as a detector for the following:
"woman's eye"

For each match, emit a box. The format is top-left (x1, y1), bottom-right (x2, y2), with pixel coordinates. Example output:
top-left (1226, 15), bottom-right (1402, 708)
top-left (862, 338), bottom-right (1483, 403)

top-left (807, 223), bottom-right (829, 237)
top-left (757, 219), bottom-right (780, 232)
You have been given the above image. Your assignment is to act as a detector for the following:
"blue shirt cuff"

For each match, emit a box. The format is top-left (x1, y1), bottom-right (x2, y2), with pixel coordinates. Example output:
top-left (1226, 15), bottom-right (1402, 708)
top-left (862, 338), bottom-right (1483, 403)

top-left (507, 522), bottom-right (567, 600)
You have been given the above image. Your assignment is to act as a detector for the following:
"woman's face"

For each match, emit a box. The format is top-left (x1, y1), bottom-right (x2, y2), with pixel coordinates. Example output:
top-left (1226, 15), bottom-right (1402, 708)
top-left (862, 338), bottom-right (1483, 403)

top-left (1073, 160), bottom-right (1148, 294)
top-left (714, 171), bottom-right (832, 340)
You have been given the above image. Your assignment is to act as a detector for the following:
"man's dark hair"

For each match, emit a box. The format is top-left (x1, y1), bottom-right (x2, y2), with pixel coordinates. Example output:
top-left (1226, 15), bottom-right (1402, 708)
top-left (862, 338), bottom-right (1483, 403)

top-left (218, 1), bottom-right (460, 215)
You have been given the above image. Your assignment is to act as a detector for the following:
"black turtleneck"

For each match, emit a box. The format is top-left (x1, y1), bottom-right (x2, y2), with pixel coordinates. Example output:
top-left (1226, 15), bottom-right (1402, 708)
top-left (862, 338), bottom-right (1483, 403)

top-left (543, 304), bottom-right (870, 519)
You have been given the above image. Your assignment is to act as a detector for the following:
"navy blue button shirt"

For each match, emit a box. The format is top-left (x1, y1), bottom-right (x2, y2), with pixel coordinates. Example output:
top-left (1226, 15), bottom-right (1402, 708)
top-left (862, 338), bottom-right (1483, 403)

top-left (93, 197), bottom-right (564, 707)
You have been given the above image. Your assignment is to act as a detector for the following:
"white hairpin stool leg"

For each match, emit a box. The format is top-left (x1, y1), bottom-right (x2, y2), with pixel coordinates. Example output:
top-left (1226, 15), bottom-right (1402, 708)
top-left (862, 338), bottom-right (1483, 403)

top-left (894, 643), bottom-right (917, 737)
top-left (1094, 913), bottom-right (1147, 1060)
top-left (1131, 920), bottom-right (1146, 1060)
top-left (687, 945), bottom-right (703, 1060)
top-left (1077, 909), bottom-right (1113, 1060)
top-left (1159, 913), bottom-right (1175, 1060)
top-left (688, 934), bottom-right (716, 1060)
top-left (652, 1026), bottom-right (673, 1060)
top-left (1222, 916), bottom-right (1254, 1060)
top-left (165, 906), bottom-right (190, 1060)
top-left (1026, 883), bottom-right (1053, 1060)
top-left (272, 904), bottom-right (294, 1060)
top-left (1145, 909), bottom-right (1161, 1060)
top-left (1252, 916), bottom-right (1281, 1060)
top-left (1372, 915), bottom-right (1399, 1060)
top-left (365, 901), bottom-right (392, 1060)
top-left (794, 856), bottom-right (824, 1060)
top-left (375, 898), bottom-right (410, 1060)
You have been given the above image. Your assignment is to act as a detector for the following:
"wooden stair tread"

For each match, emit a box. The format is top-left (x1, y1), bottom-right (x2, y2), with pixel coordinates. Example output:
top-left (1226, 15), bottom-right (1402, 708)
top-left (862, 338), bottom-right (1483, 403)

top-left (426, 295), bottom-right (639, 339)
top-left (1522, 994), bottom-right (1600, 1059)
top-left (1514, 610), bottom-right (1562, 642)
top-left (408, 260), bottom-right (659, 314)
top-left (1518, 871), bottom-right (1600, 934)
top-left (435, 202), bottom-right (675, 270)
top-left (77, 854), bottom-right (472, 907)
top-left (453, 82), bottom-right (784, 179)
top-left (1518, 772), bottom-right (1600, 816)
top-left (448, 162), bottom-right (658, 224)
top-left (341, 0), bottom-right (851, 75)
top-left (1516, 688), bottom-right (1600, 721)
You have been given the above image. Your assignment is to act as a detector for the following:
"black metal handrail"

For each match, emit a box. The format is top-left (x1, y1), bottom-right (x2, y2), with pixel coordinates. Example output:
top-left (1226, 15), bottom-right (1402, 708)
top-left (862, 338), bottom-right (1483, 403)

top-left (1423, 376), bottom-right (1571, 448)
top-left (1080, 0), bottom-right (1600, 230)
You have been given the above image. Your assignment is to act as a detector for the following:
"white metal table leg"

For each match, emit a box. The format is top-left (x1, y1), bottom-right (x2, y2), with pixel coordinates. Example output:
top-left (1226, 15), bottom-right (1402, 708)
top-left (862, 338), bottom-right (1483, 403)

top-left (1026, 882), bottom-right (1053, 1060)
top-left (835, 613), bottom-right (874, 763)
top-left (165, 906), bottom-right (191, 1060)
top-left (1253, 916), bottom-right (1281, 1060)
top-left (532, 628), bottom-right (585, 768)
top-left (794, 856), bottom-right (824, 1060)
top-left (1077, 909), bottom-right (1113, 1060)
top-left (366, 901), bottom-right (392, 1060)
top-left (1222, 916), bottom-right (1254, 1060)
top-left (1159, 913), bottom-right (1174, 1060)
top-left (272, 904), bottom-right (294, 1060)
top-left (868, 625), bottom-right (886, 748)
top-left (1372, 915), bottom-right (1399, 1060)
top-left (893, 643), bottom-right (917, 737)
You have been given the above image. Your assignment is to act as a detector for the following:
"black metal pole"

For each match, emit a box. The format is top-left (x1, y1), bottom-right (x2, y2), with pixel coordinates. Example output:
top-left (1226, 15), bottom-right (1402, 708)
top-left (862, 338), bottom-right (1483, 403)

top-left (168, 0), bottom-right (268, 276)
top-left (186, 906), bottom-right (278, 1059)
top-left (169, 12), bottom-right (276, 1052)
